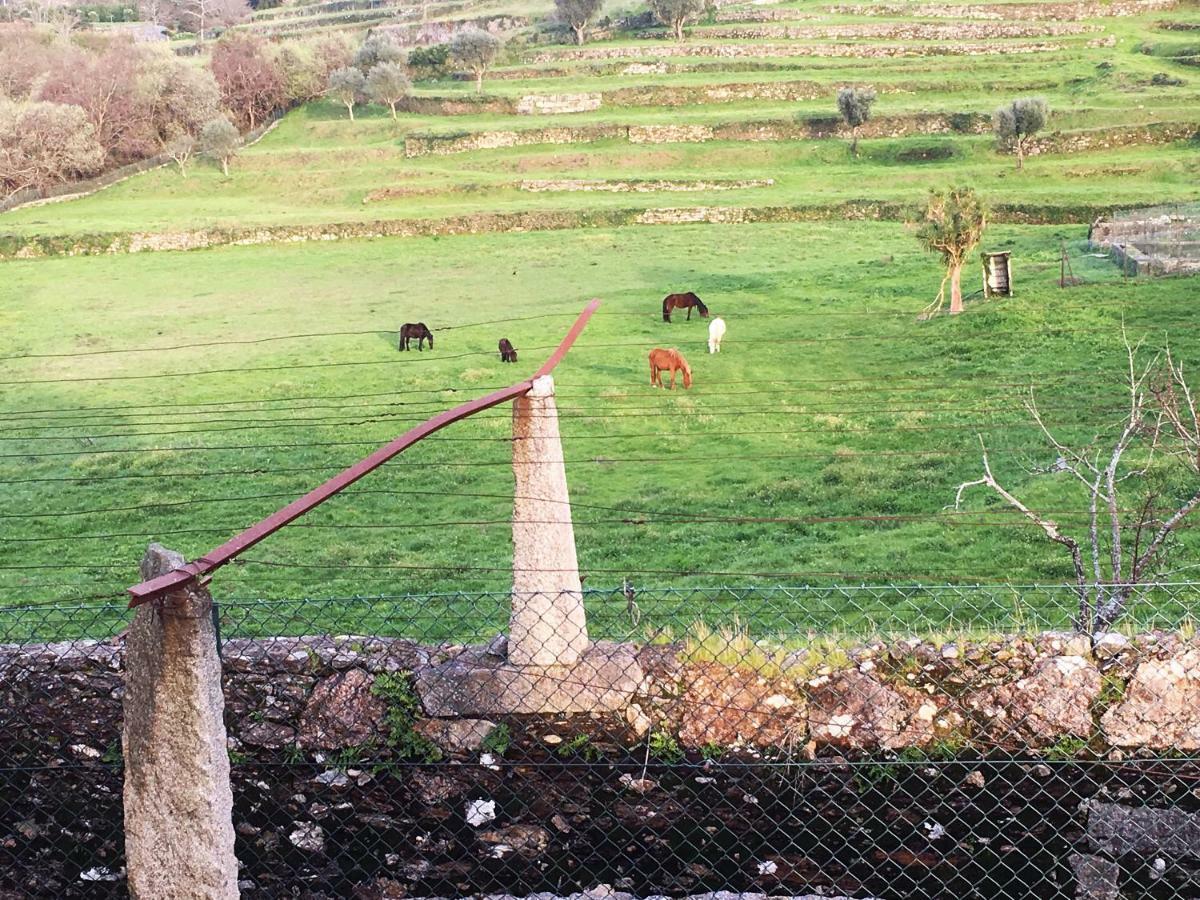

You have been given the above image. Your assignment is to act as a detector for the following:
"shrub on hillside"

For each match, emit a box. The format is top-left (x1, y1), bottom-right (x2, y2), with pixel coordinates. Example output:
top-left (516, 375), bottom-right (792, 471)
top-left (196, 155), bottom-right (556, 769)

top-left (450, 27), bottom-right (501, 92)
top-left (0, 99), bottom-right (105, 199)
top-left (993, 96), bottom-right (1049, 170)
top-left (354, 31), bottom-right (405, 71)
top-left (408, 43), bottom-right (450, 79)
top-left (211, 33), bottom-right (285, 129)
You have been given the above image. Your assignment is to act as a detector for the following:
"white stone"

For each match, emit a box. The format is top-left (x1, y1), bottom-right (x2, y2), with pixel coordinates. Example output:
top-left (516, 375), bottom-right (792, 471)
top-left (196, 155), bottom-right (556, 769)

top-left (467, 799), bottom-right (497, 827)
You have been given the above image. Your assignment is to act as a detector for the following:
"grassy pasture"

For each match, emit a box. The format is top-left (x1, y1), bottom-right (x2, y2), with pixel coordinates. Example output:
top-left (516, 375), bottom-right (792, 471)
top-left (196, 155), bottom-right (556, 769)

top-left (1, 0), bottom-right (1199, 640)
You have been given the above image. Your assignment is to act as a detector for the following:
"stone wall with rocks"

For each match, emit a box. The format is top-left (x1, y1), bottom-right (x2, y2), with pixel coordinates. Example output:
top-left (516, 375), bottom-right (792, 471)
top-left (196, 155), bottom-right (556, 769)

top-left (634, 21), bottom-right (1101, 40)
top-left (518, 178), bottom-right (774, 193)
top-left (525, 36), bottom-right (1115, 62)
top-left (825, 0), bottom-right (1176, 18)
top-left (375, 14), bottom-right (526, 47)
top-left (515, 93), bottom-right (603, 115)
top-left (1023, 121), bottom-right (1198, 156)
top-left (402, 113), bottom-right (991, 157)
top-left (3, 629), bottom-right (1200, 897)
top-left (0, 197), bottom-right (1135, 259)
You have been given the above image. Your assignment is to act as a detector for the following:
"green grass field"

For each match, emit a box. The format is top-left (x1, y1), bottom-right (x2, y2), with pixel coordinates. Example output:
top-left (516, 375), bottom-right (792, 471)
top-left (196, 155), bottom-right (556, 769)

top-left (2, 0), bottom-right (1199, 639)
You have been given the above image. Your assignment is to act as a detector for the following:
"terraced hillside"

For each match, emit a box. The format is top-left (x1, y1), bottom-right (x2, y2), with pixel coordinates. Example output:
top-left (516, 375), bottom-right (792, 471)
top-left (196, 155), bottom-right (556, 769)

top-left (1, 0), bottom-right (1198, 623)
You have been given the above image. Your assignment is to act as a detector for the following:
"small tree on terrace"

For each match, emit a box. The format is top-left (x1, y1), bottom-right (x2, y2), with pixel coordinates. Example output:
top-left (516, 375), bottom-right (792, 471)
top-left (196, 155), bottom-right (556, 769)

top-left (366, 62), bottom-right (410, 119)
top-left (993, 96), bottom-right (1048, 171)
top-left (199, 116), bottom-right (240, 175)
top-left (836, 86), bottom-right (875, 157)
top-left (450, 27), bottom-right (501, 92)
top-left (648, 0), bottom-right (704, 41)
top-left (327, 65), bottom-right (366, 120)
top-left (354, 32), bottom-right (405, 72)
top-left (954, 337), bottom-right (1200, 635)
top-left (555, 0), bottom-right (604, 45)
top-left (914, 185), bottom-right (987, 317)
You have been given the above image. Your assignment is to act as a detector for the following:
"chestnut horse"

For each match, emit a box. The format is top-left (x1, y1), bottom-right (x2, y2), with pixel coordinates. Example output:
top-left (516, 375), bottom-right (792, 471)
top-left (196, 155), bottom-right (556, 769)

top-left (398, 323), bottom-right (434, 351)
top-left (662, 292), bottom-right (709, 323)
top-left (649, 348), bottom-right (692, 389)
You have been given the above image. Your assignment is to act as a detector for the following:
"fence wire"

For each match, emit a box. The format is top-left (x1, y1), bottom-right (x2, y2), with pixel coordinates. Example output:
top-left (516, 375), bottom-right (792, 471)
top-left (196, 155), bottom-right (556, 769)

top-left (2, 583), bottom-right (1199, 899)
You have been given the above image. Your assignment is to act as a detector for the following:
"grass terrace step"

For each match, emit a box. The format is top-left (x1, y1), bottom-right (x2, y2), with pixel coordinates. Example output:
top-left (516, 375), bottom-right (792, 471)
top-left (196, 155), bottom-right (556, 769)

top-left (631, 22), bottom-right (1104, 41)
top-left (823, 0), bottom-right (1179, 18)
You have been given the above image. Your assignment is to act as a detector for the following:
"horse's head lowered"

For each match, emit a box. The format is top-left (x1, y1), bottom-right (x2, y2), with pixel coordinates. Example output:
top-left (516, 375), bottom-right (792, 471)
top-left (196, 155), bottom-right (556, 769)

top-left (693, 296), bottom-right (709, 318)
top-left (679, 354), bottom-right (693, 388)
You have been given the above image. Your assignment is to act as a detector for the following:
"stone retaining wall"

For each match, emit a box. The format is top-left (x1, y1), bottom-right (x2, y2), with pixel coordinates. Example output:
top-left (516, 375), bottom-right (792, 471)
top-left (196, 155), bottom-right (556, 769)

top-left (1024, 121), bottom-right (1198, 156)
top-left (0, 199), bottom-right (1152, 259)
top-left (515, 92), bottom-right (603, 115)
top-left (518, 178), bottom-right (774, 192)
top-left (525, 36), bottom-right (1115, 62)
top-left (825, 0), bottom-right (1176, 17)
top-left (4, 629), bottom-right (1199, 897)
top-left (375, 13), bottom-right (525, 46)
top-left (634, 21), bottom-right (1101, 40)
top-left (402, 112), bottom-right (992, 157)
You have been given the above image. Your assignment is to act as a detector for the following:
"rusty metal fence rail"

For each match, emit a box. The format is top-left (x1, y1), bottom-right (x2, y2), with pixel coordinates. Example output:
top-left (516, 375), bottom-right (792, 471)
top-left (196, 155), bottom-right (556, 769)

top-left (2, 583), bottom-right (1199, 899)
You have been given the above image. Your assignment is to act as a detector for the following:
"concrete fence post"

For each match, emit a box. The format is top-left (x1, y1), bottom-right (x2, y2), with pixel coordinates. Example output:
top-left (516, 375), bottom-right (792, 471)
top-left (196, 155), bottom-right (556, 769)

top-left (509, 374), bottom-right (589, 666)
top-left (122, 543), bottom-right (238, 899)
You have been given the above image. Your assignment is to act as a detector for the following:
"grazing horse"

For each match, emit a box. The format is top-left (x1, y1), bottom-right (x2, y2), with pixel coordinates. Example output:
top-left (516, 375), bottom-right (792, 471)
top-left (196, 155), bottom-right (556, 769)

top-left (498, 338), bottom-right (518, 363)
top-left (707, 317), bottom-right (726, 354)
top-left (662, 292), bottom-right (709, 323)
top-left (649, 348), bottom-right (692, 389)
top-left (398, 323), bottom-right (434, 351)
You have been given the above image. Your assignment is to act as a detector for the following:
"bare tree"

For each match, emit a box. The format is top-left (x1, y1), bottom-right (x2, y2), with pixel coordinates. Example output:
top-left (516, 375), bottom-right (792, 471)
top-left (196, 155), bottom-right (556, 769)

top-left (555, 0), bottom-right (604, 45)
top-left (162, 129), bottom-right (196, 176)
top-left (199, 115), bottom-right (239, 175)
top-left (914, 185), bottom-right (986, 317)
top-left (648, 0), bottom-right (704, 40)
top-left (450, 27), bottom-right (501, 92)
top-left (164, 0), bottom-right (248, 43)
top-left (836, 86), bottom-right (875, 157)
top-left (993, 96), bottom-right (1048, 171)
top-left (365, 61), bottom-right (409, 119)
top-left (326, 65), bottom-right (365, 120)
top-left (954, 336), bottom-right (1200, 634)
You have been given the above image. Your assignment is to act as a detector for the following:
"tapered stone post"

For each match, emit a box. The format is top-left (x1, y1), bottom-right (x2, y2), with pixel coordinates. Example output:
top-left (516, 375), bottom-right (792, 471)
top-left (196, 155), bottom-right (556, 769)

top-left (509, 375), bottom-right (589, 666)
top-left (123, 543), bottom-right (238, 900)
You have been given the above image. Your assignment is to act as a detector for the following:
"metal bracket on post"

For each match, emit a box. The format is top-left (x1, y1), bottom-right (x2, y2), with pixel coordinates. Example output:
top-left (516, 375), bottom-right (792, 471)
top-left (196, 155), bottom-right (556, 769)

top-left (126, 299), bottom-right (601, 608)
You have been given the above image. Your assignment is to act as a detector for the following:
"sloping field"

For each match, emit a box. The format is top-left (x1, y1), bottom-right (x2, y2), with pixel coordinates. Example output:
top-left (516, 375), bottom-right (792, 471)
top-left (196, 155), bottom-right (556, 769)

top-left (1, 0), bottom-right (1198, 613)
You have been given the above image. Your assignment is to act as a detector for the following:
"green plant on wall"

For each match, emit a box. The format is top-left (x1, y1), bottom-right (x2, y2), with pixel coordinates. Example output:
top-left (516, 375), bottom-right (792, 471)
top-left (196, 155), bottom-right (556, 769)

top-left (371, 673), bottom-right (442, 762)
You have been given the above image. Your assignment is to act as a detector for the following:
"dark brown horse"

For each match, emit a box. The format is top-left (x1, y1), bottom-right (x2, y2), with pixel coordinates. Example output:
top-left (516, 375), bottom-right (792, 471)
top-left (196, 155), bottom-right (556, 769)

top-left (649, 348), bottom-right (692, 389)
top-left (398, 323), bottom-right (434, 351)
top-left (498, 338), bottom-right (518, 363)
top-left (662, 292), bottom-right (708, 323)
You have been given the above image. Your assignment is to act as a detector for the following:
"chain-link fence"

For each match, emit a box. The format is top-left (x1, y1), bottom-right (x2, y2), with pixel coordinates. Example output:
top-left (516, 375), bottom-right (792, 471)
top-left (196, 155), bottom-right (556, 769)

top-left (3, 583), bottom-right (1200, 899)
top-left (1088, 203), bottom-right (1200, 279)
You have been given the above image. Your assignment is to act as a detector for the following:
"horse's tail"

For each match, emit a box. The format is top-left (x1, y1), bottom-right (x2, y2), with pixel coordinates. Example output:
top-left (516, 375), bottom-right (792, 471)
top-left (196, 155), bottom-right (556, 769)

top-left (662, 296), bottom-right (671, 322)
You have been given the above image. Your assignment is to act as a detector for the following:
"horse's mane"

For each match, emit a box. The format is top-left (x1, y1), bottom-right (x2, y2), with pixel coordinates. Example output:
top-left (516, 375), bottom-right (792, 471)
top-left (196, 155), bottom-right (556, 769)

top-left (694, 296), bottom-right (708, 314)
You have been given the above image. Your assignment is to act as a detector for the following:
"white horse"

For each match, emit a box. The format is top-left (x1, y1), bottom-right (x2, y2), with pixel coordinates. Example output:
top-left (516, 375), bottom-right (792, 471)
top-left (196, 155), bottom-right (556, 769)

top-left (707, 317), bottom-right (726, 354)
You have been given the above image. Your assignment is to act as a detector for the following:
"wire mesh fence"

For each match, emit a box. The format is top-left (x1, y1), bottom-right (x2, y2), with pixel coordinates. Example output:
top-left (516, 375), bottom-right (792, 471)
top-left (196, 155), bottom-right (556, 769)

top-left (3, 583), bottom-right (1200, 899)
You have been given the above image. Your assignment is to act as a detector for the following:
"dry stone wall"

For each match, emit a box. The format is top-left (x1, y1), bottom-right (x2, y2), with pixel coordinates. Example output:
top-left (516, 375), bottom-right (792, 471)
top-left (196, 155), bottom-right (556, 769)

top-left (5, 629), bottom-right (1200, 896)
top-left (515, 93), bottom-right (603, 115)
top-left (526, 36), bottom-right (1115, 62)
top-left (634, 21), bottom-right (1101, 40)
top-left (518, 178), bottom-right (774, 192)
top-left (403, 112), bottom-right (991, 157)
top-left (0, 197), bottom-right (1149, 259)
top-left (825, 0), bottom-right (1177, 17)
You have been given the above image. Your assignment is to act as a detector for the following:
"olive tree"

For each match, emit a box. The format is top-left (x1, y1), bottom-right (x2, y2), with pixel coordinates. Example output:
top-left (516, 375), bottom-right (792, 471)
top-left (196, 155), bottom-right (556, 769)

top-left (836, 86), bottom-right (876, 157)
top-left (199, 116), bottom-right (241, 175)
top-left (554, 0), bottom-right (604, 45)
top-left (450, 27), bottom-right (501, 92)
top-left (993, 96), bottom-right (1048, 170)
top-left (327, 65), bottom-right (366, 120)
top-left (914, 185), bottom-right (987, 317)
top-left (648, 0), bottom-right (704, 40)
top-left (366, 61), bottom-right (410, 119)
top-left (354, 32), bottom-right (405, 71)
